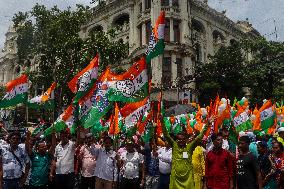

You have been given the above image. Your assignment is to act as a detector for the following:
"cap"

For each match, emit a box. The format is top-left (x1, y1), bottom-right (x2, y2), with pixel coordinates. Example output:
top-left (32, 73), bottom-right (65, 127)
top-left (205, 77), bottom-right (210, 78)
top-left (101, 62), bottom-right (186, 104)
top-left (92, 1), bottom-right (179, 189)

top-left (277, 127), bottom-right (284, 133)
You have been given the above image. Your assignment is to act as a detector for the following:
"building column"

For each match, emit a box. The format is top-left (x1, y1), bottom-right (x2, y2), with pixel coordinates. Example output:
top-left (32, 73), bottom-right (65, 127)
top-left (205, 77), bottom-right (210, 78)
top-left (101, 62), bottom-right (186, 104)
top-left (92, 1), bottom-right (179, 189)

top-left (170, 19), bottom-right (174, 42)
top-left (142, 23), bottom-right (146, 46)
top-left (151, 56), bottom-right (163, 87)
top-left (171, 54), bottom-right (177, 86)
top-left (206, 23), bottom-right (214, 57)
top-left (129, 4), bottom-right (136, 53)
top-left (142, 0), bottom-right (145, 12)
top-left (180, 0), bottom-right (190, 44)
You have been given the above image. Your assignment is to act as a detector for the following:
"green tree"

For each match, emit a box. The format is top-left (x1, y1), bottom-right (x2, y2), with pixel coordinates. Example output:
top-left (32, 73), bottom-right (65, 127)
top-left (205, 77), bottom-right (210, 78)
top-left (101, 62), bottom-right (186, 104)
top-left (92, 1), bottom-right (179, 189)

top-left (243, 38), bottom-right (284, 104)
top-left (194, 42), bottom-right (246, 104)
top-left (12, 4), bottom-right (128, 112)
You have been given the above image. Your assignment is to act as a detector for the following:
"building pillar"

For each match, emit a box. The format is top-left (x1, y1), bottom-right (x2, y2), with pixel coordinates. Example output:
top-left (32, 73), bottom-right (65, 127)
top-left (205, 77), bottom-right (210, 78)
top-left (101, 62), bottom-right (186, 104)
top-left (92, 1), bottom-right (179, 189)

top-left (142, 23), bottom-right (146, 46)
top-left (170, 19), bottom-right (174, 42)
top-left (171, 54), bottom-right (177, 86)
top-left (129, 4), bottom-right (136, 53)
top-left (142, 0), bottom-right (145, 12)
top-left (180, 0), bottom-right (190, 44)
top-left (206, 23), bottom-right (214, 57)
top-left (151, 56), bottom-right (163, 87)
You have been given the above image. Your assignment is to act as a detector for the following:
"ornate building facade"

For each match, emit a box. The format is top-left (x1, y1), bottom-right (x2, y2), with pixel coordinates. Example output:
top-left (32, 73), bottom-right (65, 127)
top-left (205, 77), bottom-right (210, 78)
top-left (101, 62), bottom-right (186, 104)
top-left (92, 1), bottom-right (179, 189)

top-left (81, 0), bottom-right (260, 103)
top-left (0, 25), bottom-right (22, 85)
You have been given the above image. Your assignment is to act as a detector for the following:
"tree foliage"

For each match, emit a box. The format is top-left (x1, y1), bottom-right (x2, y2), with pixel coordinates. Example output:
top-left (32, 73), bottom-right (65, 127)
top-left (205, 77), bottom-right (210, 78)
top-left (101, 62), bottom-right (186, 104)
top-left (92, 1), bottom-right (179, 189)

top-left (243, 38), bottom-right (284, 104)
top-left (194, 38), bottom-right (284, 105)
top-left (12, 4), bottom-right (128, 110)
top-left (194, 42), bottom-right (246, 104)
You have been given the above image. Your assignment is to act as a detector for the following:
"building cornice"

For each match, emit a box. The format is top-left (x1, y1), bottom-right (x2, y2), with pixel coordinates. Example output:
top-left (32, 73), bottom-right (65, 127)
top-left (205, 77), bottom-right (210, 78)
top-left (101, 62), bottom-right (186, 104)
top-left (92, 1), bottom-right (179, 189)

top-left (190, 0), bottom-right (259, 38)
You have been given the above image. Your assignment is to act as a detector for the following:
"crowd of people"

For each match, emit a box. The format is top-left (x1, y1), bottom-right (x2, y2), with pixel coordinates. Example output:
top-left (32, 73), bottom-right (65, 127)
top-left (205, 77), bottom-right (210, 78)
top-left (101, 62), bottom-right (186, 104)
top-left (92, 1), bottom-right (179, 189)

top-left (0, 116), bottom-right (283, 189)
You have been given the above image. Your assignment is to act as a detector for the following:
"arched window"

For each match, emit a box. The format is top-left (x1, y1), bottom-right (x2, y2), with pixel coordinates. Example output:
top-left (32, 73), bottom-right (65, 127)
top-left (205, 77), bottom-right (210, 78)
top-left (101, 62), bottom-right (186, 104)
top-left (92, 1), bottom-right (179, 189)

top-left (113, 13), bottom-right (130, 30)
top-left (192, 19), bottom-right (205, 33)
top-left (212, 30), bottom-right (225, 44)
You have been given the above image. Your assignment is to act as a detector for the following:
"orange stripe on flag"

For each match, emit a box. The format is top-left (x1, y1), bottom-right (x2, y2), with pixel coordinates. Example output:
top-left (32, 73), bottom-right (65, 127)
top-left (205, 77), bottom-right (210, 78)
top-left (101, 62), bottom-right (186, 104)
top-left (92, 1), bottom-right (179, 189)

top-left (68, 54), bottom-right (99, 93)
top-left (120, 97), bottom-right (149, 118)
top-left (42, 82), bottom-right (57, 102)
top-left (6, 74), bottom-right (28, 92)
top-left (109, 103), bottom-right (120, 135)
top-left (154, 11), bottom-right (165, 39)
top-left (62, 105), bottom-right (74, 122)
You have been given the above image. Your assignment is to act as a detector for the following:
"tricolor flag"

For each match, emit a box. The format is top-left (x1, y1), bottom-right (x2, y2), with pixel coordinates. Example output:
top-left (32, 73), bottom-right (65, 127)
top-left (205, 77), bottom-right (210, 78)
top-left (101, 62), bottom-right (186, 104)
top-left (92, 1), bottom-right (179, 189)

top-left (109, 102), bottom-right (120, 135)
top-left (146, 11), bottom-right (165, 64)
top-left (107, 57), bottom-right (149, 102)
top-left (233, 110), bottom-right (252, 133)
top-left (44, 105), bottom-right (74, 136)
top-left (28, 82), bottom-right (56, 109)
top-left (0, 74), bottom-right (28, 108)
top-left (259, 100), bottom-right (276, 131)
top-left (120, 97), bottom-right (150, 129)
top-left (80, 68), bottom-right (113, 128)
top-left (68, 54), bottom-right (99, 103)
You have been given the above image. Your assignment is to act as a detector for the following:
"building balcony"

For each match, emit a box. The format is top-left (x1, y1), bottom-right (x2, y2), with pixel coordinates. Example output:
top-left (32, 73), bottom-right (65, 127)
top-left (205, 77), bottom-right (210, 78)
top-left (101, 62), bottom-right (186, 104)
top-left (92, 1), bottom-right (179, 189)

top-left (161, 5), bottom-right (180, 18)
top-left (114, 23), bottom-right (130, 38)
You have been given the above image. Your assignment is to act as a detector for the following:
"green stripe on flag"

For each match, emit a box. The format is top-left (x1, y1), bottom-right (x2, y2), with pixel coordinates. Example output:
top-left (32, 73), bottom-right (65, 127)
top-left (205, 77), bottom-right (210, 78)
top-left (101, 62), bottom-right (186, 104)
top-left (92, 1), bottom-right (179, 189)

top-left (146, 39), bottom-right (165, 63)
top-left (82, 104), bottom-right (112, 129)
top-left (261, 114), bottom-right (276, 130)
top-left (0, 93), bottom-right (27, 108)
top-left (235, 120), bottom-right (252, 132)
top-left (44, 121), bottom-right (67, 137)
top-left (107, 83), bottom-right (149, 102)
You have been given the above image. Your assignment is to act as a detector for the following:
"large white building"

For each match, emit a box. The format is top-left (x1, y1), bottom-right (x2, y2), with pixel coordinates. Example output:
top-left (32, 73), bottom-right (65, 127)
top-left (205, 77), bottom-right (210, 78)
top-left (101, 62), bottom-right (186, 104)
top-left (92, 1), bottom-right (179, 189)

top-left (0, 25), bottom-right (22, 85)
top-left (80, 0), bottom-right (260, 104)
top-left (0, 0), bottom-right (260, 105)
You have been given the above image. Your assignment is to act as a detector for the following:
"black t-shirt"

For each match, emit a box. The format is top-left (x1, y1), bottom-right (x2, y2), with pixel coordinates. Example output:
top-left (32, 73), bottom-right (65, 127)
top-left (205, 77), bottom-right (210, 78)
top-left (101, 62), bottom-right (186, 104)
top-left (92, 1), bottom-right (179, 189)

top-left (236, 152), bottom-right (259, 189)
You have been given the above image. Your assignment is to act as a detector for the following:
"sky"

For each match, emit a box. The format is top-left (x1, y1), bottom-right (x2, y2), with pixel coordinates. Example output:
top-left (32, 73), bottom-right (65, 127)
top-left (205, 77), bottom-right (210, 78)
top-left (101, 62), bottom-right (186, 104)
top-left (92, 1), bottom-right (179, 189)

top-left (0, 0), bottom-right (283, 51)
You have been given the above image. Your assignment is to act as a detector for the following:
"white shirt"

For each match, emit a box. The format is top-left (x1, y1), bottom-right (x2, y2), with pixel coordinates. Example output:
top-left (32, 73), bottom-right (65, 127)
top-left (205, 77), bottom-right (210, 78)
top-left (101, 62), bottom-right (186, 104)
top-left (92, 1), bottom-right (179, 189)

top-left (1, 144), bottom-right (29, 179)
top-left (54, 140), bottom-right (75, 174)
top-left (157, 147), bottom-right (172, 174)
top-left (120, 151), bottom-right (144, 179)
top-left (93, 147), bottom-right (118, 181)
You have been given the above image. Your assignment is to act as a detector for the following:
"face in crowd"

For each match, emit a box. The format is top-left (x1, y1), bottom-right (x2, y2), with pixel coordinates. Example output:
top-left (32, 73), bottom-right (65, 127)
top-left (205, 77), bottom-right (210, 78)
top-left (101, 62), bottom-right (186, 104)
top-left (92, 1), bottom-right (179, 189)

top-left (125, 140), bottom-right (135, 153)
top-left (85, 135), bottom-right (94, 146)
top-left (257, 142), bottom-right (267, 155)
top-left (8, 132), bottom-right (21, 148)
top-left (37, 141), bottom-right (48, 155)
top-left (176, 134), bottom-right (187, 148)
top-left (238, 136), bottom-right (250, 152)
top-left (213, 134), bottom-right (223, 149)
top-left (104, 137), bottom-right (113, 151)
top-left (60, 131), bottom-right (69, 145)
top-left (272, 141), bottom-right (283, 156)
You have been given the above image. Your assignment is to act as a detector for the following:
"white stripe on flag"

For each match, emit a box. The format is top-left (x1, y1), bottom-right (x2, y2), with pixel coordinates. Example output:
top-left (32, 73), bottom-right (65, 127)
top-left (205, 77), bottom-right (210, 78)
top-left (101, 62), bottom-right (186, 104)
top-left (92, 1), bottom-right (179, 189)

top-left (260, 107), bottom-right (274, 121)
top-left (3, 83), bottom-right (28, 100)
top-left (233, 112), bottom-right (249, 127)
top-left (158, 24), bottom-right (165, 39)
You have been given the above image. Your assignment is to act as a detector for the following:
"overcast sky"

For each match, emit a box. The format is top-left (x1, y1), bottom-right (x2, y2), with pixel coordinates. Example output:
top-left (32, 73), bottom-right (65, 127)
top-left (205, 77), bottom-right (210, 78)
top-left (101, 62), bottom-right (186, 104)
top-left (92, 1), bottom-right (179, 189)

top-left (0, 0), bottom-right (283, 50)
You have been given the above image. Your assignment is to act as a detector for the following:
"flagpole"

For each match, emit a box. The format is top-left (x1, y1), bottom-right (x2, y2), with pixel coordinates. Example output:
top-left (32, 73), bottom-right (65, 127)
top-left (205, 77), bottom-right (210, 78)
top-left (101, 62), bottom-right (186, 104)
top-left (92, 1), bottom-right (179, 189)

top-left (26, 81), bottom-right (29, 128)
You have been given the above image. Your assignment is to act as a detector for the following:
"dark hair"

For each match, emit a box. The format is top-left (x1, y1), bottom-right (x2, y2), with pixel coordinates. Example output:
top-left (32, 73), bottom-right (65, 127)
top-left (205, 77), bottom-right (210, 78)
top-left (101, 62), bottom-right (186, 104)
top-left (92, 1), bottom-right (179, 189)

top-left (257, 141), bottom-right (268, 149)
top-left (7, 131), bottom-right (21, 143)
top-left (239, 135), bottom-right (251, 144)
top-left (273, 141), bottom-right (284, 151)
top-left (104, 136), bottom-right (113, 143)
top-left (211, 132), bottom-right (223, 142)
